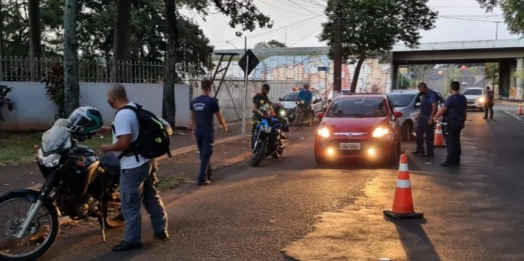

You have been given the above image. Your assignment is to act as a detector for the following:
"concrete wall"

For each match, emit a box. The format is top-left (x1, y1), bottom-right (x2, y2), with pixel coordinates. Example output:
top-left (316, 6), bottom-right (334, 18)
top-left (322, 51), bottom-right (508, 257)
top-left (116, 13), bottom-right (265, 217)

top-left (0, 82), bottom-right (191, 131)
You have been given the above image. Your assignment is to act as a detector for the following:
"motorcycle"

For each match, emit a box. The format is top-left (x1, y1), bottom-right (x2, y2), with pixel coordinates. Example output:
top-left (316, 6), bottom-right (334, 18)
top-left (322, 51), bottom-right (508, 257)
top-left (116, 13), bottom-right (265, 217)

top-left (250, 104), bottom-right (289, 167)
top-left (0, 118), bottom-right (124, 261)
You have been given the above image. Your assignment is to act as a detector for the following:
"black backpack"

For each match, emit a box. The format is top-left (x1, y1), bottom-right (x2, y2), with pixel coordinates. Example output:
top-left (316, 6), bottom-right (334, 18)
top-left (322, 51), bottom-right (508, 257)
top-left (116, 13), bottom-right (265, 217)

top-left (114, 104), bottom-right (172, 161)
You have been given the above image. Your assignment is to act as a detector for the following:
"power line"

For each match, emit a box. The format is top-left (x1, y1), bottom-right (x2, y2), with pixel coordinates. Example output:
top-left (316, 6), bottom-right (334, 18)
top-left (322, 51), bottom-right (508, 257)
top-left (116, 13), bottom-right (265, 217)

top-left (439, 15), bottom-right (504, 23)
top-left (287, 0), bottom-right (324, 16)
top-left (258, 0), bottom-right (312, 16)
top-left (288, 27), bottom-right (323, 46)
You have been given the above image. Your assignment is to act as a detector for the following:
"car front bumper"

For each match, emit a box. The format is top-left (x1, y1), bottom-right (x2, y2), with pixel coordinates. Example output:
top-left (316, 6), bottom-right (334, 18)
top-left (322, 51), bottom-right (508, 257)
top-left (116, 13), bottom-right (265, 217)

top-left (314, 137), bottom-right (395, 161)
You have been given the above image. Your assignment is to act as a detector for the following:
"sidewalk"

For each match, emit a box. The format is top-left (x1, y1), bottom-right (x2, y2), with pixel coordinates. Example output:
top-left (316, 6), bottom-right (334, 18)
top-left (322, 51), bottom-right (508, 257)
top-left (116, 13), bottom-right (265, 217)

top-left (0, 122), bottom-right (253, 194)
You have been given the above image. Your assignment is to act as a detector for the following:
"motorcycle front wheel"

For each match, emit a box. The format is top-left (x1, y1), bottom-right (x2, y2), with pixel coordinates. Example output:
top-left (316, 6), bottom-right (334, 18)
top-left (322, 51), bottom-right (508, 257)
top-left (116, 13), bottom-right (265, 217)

top-left (250, 141), bottom-right (267, 167)
top-left (0, 192), bottom-right (59, 261)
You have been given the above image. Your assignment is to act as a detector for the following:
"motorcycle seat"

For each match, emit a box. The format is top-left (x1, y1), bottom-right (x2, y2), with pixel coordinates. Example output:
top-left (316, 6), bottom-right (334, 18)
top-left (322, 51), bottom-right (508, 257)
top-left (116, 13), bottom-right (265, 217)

top-left (100, 153), bottom-right (121, 175)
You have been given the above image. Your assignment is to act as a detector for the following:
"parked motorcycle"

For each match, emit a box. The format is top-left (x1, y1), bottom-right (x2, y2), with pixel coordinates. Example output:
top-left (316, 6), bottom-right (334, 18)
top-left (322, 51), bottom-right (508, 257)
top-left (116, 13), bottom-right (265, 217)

top-left (0, 118), bottom-right (124, 261)
top-left (250, 104), bottom-right (289, 167)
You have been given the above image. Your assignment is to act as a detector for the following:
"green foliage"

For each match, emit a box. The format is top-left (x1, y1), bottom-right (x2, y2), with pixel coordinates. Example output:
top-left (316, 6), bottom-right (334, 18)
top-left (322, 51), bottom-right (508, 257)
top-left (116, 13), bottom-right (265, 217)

top-left (0, 85), bottom-right (16, 122)
top-left (40, 62), bottom-right (66, 119)
top-left (254, 40), bottom-right (287, 48)
top-left (484, 63), bottom-right (499, 85)
top-left (320, 0), bottom-right (438, 61)
top-left (397, 74), bottom-right (411, 89)
top-left (476, 0), bottom-right (524, 34)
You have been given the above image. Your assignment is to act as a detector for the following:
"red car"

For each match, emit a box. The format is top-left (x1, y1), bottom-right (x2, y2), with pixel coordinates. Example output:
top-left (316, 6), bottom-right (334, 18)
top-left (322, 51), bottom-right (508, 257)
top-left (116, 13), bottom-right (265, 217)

top-left (314, 93), bottom-right (403, 165)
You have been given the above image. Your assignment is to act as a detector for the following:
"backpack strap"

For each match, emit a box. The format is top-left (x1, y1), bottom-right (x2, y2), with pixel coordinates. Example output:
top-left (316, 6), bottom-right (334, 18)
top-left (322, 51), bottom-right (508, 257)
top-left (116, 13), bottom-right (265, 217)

top-left (115, 104), bottom-right (141, 162)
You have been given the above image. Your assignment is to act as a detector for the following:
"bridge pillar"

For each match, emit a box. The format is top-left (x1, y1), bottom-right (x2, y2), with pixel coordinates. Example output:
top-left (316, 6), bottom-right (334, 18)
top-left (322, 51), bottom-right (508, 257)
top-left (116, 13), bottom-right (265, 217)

top-left (499, 61), bottom-right (511, 98)
top-left (517, 58), bottom-right (524, 99)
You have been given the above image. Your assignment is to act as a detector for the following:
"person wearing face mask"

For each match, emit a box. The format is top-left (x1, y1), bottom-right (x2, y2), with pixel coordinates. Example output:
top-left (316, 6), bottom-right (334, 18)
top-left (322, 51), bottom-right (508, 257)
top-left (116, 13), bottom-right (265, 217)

top-left (251, 84), bottom-right (281, 148)
top-left (100, 84), bottom-right (168, 252)
top-left (412, 82), bottom-right (439, 157)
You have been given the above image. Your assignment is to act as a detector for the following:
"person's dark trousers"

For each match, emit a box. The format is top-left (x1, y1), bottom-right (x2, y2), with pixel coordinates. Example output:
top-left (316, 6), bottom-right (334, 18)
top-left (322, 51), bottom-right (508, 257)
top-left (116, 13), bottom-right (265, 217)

top-left (120, 160), bottom-right (168, 244)
top-left (445, 126), bottom-right (462, 164)
top-left (195, 129), bottom-right (214, 185)
top-left (484, 104), bottom-right (494, 119)
top-left (415, 117), bottom-right (435, 155)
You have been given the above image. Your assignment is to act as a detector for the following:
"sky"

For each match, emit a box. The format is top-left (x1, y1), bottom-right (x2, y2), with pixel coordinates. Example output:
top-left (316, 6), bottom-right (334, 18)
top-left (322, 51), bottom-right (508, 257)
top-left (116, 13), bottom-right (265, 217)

top-left (180, 0), bottom-right (521, 51)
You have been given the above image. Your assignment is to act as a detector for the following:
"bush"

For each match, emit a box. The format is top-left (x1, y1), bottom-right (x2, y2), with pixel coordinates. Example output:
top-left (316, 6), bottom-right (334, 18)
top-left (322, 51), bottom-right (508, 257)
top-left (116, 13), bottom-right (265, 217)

top-left (0, 85), bottom-right (16, 122)
top-left (41, 62), bottom-right (65, 119)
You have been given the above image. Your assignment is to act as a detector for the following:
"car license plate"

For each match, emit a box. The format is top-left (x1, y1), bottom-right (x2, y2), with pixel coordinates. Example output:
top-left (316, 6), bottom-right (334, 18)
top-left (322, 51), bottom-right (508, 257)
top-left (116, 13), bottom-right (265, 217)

top-left (339, 143), bottom-right (361, 150)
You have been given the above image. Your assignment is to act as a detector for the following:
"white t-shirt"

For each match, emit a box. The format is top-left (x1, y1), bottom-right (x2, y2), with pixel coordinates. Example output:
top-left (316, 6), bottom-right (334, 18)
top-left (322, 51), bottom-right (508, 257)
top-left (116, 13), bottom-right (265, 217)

top-left (112, 102), bottom-right (148, 169)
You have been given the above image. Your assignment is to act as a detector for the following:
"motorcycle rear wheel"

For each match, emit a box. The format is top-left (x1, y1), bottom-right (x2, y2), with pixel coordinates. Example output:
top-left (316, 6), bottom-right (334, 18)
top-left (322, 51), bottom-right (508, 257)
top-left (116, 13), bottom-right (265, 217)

top-left (250, 142), bottom-right (266, 167)
top-left (0, 193), bottom-right (59, 261)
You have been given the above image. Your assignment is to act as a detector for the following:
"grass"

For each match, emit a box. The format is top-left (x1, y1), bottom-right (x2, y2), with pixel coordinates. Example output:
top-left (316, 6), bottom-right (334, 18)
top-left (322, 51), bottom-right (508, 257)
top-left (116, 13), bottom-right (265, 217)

top-left (0, 132), bottom-right (112, 165)
top-left (157, 173), bottom-right (189, 191)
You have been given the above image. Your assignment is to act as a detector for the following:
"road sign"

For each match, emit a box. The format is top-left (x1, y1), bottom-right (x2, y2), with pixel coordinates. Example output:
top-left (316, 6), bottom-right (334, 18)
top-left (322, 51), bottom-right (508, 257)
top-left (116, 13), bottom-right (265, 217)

top-left (238, 49), bottom-right (259, 75)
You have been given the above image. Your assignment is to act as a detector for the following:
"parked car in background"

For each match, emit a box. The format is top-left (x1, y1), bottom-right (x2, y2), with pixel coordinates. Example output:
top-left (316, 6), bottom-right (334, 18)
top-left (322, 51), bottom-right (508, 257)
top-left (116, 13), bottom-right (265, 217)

top-left (461, 87), bottom-right (485, 111)
top-left (314, 93), bottom-right (403, 165)
top-left (386, 89), bottom-right (445, 141)
top-left (279, 87), bottom-right (327, 126)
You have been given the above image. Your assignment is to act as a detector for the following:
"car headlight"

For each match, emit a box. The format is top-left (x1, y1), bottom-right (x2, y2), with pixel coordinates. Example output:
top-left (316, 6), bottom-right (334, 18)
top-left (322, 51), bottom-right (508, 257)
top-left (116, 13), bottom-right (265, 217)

top-left (317, 127), bottom-right (330, 138)
top-left (37, 149), bottom-right (61, 168)
top-left (478, 97), bottom-right (485, 103)
top-left (372, 127), bottom-right (389, 138)
top-left (280, 110), bottom-right (286, 116)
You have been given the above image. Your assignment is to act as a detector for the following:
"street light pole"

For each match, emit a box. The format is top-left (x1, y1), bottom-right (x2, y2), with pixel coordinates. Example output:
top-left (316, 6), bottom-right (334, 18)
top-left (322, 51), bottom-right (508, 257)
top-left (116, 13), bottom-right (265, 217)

top-left (333, 0), bottom-right (342, 96)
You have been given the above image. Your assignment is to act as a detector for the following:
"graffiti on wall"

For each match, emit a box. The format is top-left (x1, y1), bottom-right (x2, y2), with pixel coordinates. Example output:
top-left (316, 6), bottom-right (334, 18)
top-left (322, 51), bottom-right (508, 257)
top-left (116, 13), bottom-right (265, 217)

top-left (212, 54), bottom-right (392, 99)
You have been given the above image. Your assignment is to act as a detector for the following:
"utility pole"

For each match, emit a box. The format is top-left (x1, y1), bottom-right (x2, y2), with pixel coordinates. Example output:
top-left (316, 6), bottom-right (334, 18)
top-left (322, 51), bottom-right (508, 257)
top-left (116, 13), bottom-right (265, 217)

top-left (333, 0), bottom-right (342, 95)
top-left (495, 21), bottom-right (500, 40)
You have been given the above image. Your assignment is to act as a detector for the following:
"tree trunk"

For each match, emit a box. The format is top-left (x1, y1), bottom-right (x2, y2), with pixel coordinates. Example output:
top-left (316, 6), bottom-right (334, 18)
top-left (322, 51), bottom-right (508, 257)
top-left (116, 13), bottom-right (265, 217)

top-left (350, 52), bottom-right (366, 93)
top-left (63, 0), bottom-right (79, 117)
top-left (28, 0), bottom-right (42, 81)
top-left (111, 0), bottom-right (132, 82)
top-left (0, 0), bottom-right (5, 80)
top-left (162, 0), bottom-right (177, 128)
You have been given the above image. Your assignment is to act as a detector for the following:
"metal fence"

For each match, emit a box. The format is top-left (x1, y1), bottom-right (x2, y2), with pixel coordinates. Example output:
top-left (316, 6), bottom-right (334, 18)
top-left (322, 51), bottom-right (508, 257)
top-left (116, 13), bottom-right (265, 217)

top-left (0, 56), bottom-right (199, 83)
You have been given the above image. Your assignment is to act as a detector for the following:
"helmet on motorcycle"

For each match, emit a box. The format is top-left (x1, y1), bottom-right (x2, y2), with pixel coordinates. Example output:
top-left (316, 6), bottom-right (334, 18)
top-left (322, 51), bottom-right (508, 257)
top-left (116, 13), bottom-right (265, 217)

top-left (66, 106), bottom-right (104, 136)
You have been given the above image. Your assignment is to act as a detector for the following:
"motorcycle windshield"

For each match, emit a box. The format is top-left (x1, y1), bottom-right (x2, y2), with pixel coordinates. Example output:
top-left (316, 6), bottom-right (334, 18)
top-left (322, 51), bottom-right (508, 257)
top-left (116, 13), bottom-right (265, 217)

top-left (41, 118), bottom-right (73, 153)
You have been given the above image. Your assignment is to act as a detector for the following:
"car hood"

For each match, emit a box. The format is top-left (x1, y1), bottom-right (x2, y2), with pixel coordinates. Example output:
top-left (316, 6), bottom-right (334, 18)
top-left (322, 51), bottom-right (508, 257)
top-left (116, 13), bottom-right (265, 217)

top-left (319, 116), bottom-right (387, 133)
top-left (282, 101), bottom-right (297, 110)
top-left (464, 95), bottom-right (481, 99)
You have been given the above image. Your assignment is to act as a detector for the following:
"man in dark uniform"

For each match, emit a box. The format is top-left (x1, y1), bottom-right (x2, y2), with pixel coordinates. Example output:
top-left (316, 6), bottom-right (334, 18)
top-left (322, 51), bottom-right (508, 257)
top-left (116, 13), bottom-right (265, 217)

top-left (433, 81), bottom-right (468, 167)
top-left (190, 80), bottom-right (228, 186)
top-left (413, 82), bottom-right (439, 157)
top-left (251, 84), bottom-right (280, 148)
top-left (483, 86), bottom-right (495, 119)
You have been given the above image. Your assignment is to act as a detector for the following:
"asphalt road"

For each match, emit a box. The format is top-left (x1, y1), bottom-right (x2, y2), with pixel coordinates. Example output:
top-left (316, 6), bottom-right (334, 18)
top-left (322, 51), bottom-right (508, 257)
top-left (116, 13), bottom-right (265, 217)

top-left (11, 105), bottom-right (524, 261)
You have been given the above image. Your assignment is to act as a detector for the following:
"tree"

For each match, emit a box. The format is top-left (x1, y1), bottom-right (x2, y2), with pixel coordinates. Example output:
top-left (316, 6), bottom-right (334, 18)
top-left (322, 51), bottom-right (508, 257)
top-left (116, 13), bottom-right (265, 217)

top-left (485, 63), bottom-right (499, 85)
top-left (320, 0), bottom-right (438, 93)
top-left (254, 40), bottom-right (286, 48)
top-left (477, 0), bottom-right (524, 34)
top-left (63, 0), bottom-right (79, 116)
top-left (111, 0), bottom-right (133, 81)
top-left (397, 74), bottom-right (411, 89)
top-left (28, 0), bottom-right (42, 81)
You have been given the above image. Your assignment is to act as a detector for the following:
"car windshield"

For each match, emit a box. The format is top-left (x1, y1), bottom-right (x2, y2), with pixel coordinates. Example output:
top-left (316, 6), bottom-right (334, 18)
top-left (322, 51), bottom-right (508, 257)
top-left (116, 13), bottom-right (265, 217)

top-left (282, 92), bottom-right (299, 101)
top-left (326, 97), bottom-right (387, 117)
top-left (462, 89), bottom-right (482, 95)
top-left (387, 93), bottom-right (416, 107)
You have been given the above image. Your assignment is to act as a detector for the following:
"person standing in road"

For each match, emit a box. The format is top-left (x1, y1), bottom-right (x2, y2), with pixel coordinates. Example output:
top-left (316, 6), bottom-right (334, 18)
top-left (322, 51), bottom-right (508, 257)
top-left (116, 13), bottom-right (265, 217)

top-left (413, 82), bottom-right (439, 157)
top-left (100, 84), bottom-right (168, 252)
top-left (433, 81), bottom-right (468, 167)
top-left (295, 83), bottom-right (313, 125)
top-left (251, 83), bottom-right (280, 148)
top-left (483, 86), bottom-right (495, 119)
top-left (190, 79), bottom-right (228, 186)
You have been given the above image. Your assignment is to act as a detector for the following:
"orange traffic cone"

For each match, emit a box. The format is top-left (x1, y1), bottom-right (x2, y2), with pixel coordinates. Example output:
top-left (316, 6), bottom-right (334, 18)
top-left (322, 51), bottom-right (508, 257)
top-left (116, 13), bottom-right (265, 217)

top-left (383, 154), bottom-right (424, 219)
top-left (434, 122), bottom-right (446, 148)
top-left (518, 104), bottom-right (523, 115)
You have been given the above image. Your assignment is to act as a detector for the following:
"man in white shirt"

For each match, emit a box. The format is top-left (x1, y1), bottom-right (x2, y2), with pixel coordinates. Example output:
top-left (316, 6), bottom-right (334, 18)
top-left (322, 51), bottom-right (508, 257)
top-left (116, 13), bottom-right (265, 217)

top-left (100, 84), bottom-right (168, 252)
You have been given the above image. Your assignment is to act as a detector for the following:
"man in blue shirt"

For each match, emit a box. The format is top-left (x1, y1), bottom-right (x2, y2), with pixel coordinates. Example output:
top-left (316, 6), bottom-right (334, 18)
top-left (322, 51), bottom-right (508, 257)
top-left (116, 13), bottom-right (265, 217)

top-left (295, 84), bottom-right (313, 124)
top-left (433, 81), bottom-right (467, 167)
top-left (190, 80), bottom-right (228, 186)
top-left (413, 82), bottom-right (438, 157)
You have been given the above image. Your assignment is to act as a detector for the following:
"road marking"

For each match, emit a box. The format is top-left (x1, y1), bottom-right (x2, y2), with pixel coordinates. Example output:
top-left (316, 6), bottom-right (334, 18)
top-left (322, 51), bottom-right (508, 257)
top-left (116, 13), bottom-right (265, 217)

top-left (504, 110), bottom-right (523, 122)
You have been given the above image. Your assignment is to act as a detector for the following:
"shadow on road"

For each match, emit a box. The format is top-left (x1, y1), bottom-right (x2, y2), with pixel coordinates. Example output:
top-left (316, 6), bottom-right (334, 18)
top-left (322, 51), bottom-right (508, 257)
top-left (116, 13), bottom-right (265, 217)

top-left (385, 217), bottom-right (442, 261)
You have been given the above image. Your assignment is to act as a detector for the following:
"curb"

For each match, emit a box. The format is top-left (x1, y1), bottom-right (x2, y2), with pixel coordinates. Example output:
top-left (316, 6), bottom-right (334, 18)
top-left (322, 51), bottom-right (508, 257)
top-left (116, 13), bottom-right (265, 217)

top-left (157, 134), bottom-right (245, 160)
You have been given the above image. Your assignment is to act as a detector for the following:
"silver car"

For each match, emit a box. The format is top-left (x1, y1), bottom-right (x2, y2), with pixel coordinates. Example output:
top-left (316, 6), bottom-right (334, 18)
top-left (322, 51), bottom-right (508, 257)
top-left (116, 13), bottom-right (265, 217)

top-left (386, 90), bottom-right (445, 141)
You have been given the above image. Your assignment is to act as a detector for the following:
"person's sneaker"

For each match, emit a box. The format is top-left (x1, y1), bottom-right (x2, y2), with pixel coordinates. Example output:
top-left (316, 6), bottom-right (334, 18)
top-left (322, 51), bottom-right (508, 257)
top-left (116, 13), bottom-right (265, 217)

top-left (112, 241), bottom-right (143, 252)
top-left (204, 179), bottom-right (211, 185)
top-left (154, 231), bottom-right (169, 240)
top-left (440, 162), bottom-right (460, 167)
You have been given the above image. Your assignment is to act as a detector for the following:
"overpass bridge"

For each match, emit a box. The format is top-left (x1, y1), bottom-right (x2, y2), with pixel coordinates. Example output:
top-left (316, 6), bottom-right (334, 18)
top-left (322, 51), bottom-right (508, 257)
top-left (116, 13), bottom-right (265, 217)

top-left (390, 39), bottom-right (524, 98)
